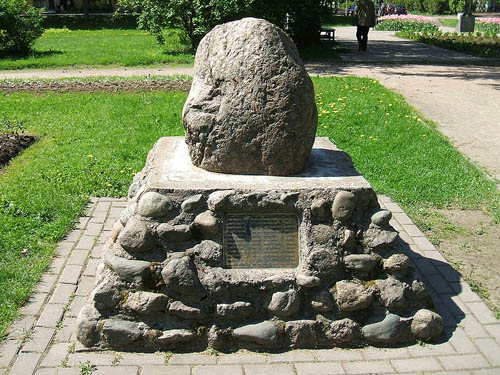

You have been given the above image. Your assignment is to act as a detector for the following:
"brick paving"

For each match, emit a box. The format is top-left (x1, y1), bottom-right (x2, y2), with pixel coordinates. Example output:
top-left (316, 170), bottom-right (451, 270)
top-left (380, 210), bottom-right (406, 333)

top-left (0, 197), bottom-right (498, 375)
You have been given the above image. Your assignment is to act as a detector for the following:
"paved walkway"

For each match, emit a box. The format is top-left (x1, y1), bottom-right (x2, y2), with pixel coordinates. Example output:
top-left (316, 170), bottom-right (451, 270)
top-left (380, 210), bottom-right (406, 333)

top-left (0, 197), bottom-right (499, 375)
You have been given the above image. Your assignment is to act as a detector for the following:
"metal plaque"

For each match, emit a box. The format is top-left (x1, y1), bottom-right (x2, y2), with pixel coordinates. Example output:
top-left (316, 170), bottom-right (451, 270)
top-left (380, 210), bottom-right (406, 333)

top-left (223, 214), bottom-right (299, 269)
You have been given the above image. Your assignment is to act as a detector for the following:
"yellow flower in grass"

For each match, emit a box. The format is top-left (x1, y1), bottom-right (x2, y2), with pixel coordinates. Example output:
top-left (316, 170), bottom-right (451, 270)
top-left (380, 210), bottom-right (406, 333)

top-left (87, 154), bottom-right (93, 158)
top-left (417, 118), bottom-right (422, 122)
top-left (360, 134), bottom-right (365, 138)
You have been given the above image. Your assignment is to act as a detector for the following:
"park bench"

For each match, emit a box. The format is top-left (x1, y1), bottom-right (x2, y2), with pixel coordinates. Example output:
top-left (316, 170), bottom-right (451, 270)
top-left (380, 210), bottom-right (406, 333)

top-left (320, 28), bottom-right (335, 41)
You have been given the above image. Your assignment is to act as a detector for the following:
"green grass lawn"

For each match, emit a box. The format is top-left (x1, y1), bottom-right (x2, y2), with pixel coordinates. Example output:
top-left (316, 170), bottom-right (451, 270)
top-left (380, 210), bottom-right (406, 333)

top-left (439, 18), bottom-right (459, 28)
top-left (0, 76), bottom-right (498, 339)
top-left (0, 28), bottom-right (194, 70)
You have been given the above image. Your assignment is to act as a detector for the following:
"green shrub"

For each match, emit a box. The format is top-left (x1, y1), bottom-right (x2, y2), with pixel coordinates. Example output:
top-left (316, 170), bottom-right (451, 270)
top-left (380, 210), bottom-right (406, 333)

top-left (0, 0), bottom-right (44, 54)
top-left (375, 15), bottom-right (440, 33)
top-left (117, 0), bottom-right (322, 49)
top-left (400, 30), bottom-right (500, 57)
top-left (401, 0), bottom-right (425, 12)
top-left (422, 0), bottom-right (448, 14)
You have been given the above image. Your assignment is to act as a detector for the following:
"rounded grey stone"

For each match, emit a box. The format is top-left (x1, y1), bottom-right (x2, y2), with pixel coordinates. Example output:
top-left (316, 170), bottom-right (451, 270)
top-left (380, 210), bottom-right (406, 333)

top-left (181, 194), bottom-right (204, 212)
top-left (332, 191), bottom-right (356, 221)
top-left (161, 256), bottom-right (201, 295)
top-left (191, 240), bottom-right (223, 266)
top-left (371, 209), bottom-right (392, 227)
top-left (233, 320), bottom-right (279, 347)
top-left (324, 318), bottom-right (362, 345)
top-left (363, 227), bottom-right (398, 250)
top-left (118, 217), bottom-right (154, 253)
top-left (103, 252), bottom-right (151, 284)
top-left (341, 229), bottom-right (357, 251)
top-left (335, 280), bottom-right (373, 312)
top-left (207, 190), bottom-right (234, 211)
top-left (267, 289), bottom-right (300, 318)
top-left (193, 210), bottom-right (220, 237)
top-left (216, 302), bottom-right (253, 320)
top-left (411, 309), bottom-right (443, 339)
top-left (137, 191), bottom-right (172, 218)
top-left (183, 18), bottom-right (317, 176)
top-left (76, 305), bottom-right (101, 347)
top-left (102, 319), bottom-right (143, 348)
top-left (124, 291), bottom-right (168, 315)
top-left (91, 274), bottom-right (123, 310)
top-left (168, 300), bottom-right (204, 319)
top-left (384, 254), bottom-right (412, 276)
top-left (344, 254), bottom-right (378, 273)
top-left (119, 203), bottom-right (136, 226)
top-left (285, 320), bottom-right (317, 348)
top-left (157, 223), bottom-right (192, 243)
top-left (362, 314), bottom-right (401, 344)
top-left (411, 280), bottom-right (429, 300)
top-left (376, 278), bottom-right (407, 310)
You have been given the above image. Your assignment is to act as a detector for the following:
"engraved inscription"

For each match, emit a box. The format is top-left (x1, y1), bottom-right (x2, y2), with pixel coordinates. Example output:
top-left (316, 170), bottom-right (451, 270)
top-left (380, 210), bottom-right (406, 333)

top-left (223, 214), bottom-right (299, 269)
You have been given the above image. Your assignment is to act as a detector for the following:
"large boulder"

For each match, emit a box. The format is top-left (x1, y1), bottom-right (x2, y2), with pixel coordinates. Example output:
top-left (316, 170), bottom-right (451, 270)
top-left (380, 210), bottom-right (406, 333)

top-left (182, 17), bottom-right (317, 176)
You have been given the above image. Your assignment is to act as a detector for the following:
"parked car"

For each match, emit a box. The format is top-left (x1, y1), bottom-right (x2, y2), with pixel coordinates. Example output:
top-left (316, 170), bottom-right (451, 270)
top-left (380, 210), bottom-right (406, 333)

top-left (347, 4), bottom-right (356, 16)
top-left (379, 3), bottom-right (407, 15)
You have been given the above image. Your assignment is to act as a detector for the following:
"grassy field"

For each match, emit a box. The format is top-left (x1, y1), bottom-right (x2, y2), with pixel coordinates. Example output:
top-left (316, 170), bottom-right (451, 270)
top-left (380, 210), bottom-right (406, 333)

top-left (0, 28), bottom-right (194, 70)
top-left (439, 18), bottom-right (459, 28)
top-left (0, 76), bottom-right (498, 339)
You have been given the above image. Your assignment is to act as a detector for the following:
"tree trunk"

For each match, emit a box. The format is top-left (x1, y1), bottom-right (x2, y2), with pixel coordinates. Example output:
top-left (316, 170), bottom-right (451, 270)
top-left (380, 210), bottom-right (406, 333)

top-left (48, 0), bottom-right (55, 10)
top-left (83, 0), bottom-right (89, 24)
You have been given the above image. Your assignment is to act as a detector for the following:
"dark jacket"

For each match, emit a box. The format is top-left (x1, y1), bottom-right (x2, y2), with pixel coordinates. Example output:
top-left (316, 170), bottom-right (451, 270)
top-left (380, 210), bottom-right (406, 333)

top-left (354, 0), bottom-right (376, 27)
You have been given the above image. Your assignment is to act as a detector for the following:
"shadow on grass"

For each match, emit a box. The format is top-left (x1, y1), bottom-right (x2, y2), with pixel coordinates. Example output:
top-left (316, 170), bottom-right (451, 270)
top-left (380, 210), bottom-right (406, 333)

top-left (42, 13), bottom-right (138, 30)
top-left (161, 48), bottom-right (194, 57)
top-left (0, 49), bottom-right (63, 60)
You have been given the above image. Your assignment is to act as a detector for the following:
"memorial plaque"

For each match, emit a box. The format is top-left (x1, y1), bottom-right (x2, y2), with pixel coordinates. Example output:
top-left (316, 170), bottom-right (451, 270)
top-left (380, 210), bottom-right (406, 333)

top-left (223, 214), bottom-right (299, 269)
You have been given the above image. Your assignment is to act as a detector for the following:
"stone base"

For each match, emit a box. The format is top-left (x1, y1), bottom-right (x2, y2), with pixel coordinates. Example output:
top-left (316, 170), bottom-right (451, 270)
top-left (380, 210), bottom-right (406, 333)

top-left (76, 137), bottom-right (443, 351)
top-left (457, 13), bottom-right (475, 32)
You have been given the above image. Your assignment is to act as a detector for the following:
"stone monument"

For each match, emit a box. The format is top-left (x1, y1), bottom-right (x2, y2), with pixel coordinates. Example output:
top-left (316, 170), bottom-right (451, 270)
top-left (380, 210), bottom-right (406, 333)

top-left (76, 18), bottom-right (443, 351)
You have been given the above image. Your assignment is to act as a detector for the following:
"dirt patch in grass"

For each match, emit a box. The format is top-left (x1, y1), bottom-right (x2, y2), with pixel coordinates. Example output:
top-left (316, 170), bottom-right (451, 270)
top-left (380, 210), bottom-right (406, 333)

top-left (0, 133), bottom-right (36, 169)
top-left (417, 208), bottom-right (500, 317)
top-left (0, 79), bottom-right (191, 94)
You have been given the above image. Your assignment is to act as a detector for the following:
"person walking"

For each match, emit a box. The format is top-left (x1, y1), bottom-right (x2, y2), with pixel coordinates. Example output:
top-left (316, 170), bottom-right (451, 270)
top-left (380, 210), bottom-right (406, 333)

top-left (353, 0), bottom-right (376, 51)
